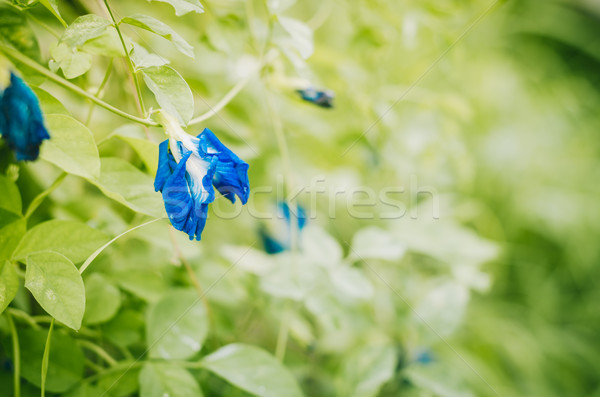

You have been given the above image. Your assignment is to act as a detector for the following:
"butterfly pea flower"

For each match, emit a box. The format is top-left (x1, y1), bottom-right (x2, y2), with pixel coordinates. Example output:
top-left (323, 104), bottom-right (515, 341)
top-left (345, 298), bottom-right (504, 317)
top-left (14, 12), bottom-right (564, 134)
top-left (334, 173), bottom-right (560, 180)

top-left (0, 72), bottom-right (50, 161)
top-left (297, 87), bottom-right (334, 108)
top-left (154, 111), bottom-right (250, 241)
top-left (260, 202), bottom-right (307, 254)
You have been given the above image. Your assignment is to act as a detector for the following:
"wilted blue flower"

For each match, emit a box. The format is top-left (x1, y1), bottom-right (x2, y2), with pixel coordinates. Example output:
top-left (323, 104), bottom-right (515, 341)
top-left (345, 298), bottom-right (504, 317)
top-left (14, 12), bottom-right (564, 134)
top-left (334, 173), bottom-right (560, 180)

top-left (260, 202), bottom-right (307, 254)
top-left (297, 87), bottom-right (334, 108)
top-left (0, 72), bottom-right (50, 161)
top-left (154, 113), bottom-right (249, 241)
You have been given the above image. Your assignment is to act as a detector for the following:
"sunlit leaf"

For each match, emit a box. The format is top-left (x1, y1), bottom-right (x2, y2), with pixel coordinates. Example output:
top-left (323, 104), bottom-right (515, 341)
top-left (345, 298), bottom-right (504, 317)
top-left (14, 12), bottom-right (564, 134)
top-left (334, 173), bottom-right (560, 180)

top-left (141, 65), bottom-right (194, 124)
top-left (201, 344), bottom-right (304, 397)
top-left (89, 157), bottom-right (165, 217)
top-left (139, 362), bottom-right (203, 397)
top-left (0, 260), bottom-right (18, 314)
top-left (25, 251), bottom-right (86, 330)
top-left (41, 114), bottom-right (100, 179)
top-left (121, 14), bottom-right (194, 58)
top-left (13, 219), bottom-right (110, 263)
top-left (147, 0), bottom-right (204, 16)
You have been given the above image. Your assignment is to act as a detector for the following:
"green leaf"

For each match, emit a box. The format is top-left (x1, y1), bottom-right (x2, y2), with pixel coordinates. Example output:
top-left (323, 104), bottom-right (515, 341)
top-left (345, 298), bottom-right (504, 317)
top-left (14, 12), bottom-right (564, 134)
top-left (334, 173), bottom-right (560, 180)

top-left (83, 273), bottom-right (121, 325)
top-left (0, 260), bottom-right (18, 314)
top-left (0, 210), bottom-right (26, 262)
top-left (49, 42), bottom-right (92, 79)
top-left (25, 251), bottom-right (86, 330)
top-left (0, 4), bottom-right (41, 61)
top-left (13, 219), bottom-right (110, 264)
top-left (18, 328), bottom-right (84, 392)
top-left (202, 344), bottom-right (304, 397)
top-left (30, 86), bottom-right (70, 115)
top-left (147, 0), bottom-right (204, 16)
top-left (0, 175), bottom-right (21, 214)
top-left (139, 362), bottom-right (203, 397)
top-left (141, 65), bottom-right (194, 124)
top-left (113, 270), bottom-right (168, 303)
top-left (130, 42), bottom-right (169, 68)
top-left (146, 288), bottom-right (208, 360)
top-left (41, 114), bottom-right (100, 179)
top-left (112, 124), bottom-right (159, 173)
top-left (341, 345), bottom-right (397, 397)
top-left (122, 15), bottom-right (194, 58)
top-left (60, 14), bottom-right (111, 48)
top-left (39, 0), bottom-right (67, 28)
top-left (89, 157), bottom-right (165, 217)
top-left (103, 309), bottom-right (144, 347)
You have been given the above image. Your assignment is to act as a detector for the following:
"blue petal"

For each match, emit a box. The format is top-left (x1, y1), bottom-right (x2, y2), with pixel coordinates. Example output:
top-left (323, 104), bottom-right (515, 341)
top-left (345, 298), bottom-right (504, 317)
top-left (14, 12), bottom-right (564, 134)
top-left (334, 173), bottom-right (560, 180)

top-left (259, 226), bottom-right (286, 254)
top-left (154, 139), bottom-right (172, 192)
top-left (0, 73), bottom-right (50, 161)
top-left (280, 202), bottom-right (307, 230)
top-left (297, 88), bottom-right (334, 109)
top-left (197, 128), bottom-right (250, 204)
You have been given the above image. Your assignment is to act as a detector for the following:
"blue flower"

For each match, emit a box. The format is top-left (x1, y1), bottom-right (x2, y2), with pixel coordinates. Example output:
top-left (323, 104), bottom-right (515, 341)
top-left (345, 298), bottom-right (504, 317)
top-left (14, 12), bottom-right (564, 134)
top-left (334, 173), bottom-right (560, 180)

top-left (0, 72), bottom-right (50, 161)
top-left (260, 202), bottom-right (307, 254)
top-left (154, 119), bottom-right (250, 241)
top-left (297, 87), bottom-right (334, 108)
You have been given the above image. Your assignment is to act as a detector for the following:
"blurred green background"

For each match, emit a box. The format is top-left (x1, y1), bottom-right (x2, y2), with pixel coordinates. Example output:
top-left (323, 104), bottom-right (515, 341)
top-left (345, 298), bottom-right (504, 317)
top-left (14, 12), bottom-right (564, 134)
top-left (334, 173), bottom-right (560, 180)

top-left (2, 0), bottom-right (600, 396)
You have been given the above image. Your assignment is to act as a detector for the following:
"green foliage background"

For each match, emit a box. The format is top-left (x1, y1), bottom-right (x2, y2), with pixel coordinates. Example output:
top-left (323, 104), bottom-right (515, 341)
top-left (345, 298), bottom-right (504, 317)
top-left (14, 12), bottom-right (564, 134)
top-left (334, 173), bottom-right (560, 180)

top-left (0, 0), bottom-right (599, 396)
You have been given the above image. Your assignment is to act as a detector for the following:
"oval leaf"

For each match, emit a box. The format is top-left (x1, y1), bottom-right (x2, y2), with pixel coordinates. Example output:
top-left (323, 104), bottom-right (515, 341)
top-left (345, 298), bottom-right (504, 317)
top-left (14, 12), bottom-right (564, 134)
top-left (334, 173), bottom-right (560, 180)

top-left (148, 0), bottom-right (204, 16)
top-left (139, 362), bottom-right (202, 397)
top-left (0, 260), bottom-right (19, 314)
top-left (41, 114), bottom-right (100, 178)
top-left (141, 65), bottom-right (194, 124)
top-left (147, 288), bottom-right (208, 360)
top-left (13, 219), bottom-right (110, 263)
top-left (25, 251), bottom-right (85, 330)
top-left (202, 344), bottom-right (304, 397)
top-left (89, 157), bottom-right (165, 217)
top-left (122, 15), bottom-right (194, 58)
top-left (83, 273), bottom-right (121, 325)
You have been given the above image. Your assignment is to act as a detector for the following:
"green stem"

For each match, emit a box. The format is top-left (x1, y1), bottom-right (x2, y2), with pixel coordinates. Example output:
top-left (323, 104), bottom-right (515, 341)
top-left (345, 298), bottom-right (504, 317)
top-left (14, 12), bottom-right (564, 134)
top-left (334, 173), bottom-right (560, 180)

top-left (7, 308), bottom-right (40, 330)
top-left (103, 0), bottom-right (146, 115)
top-left (79, 218), bottom-right (165, 274)
top-left (25, 172), bottom-right (66, 219)
top-left (6, 312), bottom-right (20, 397)
top-left (85, 59), bottom-right (114, 126)
top-left (188, 50), bottom-right (278, 126)
top-left (26, 13), bottom-right (61, 39)
top-left (41, 319), bottom-right (54, 397)
top-left (78, 340), bottom-right (118, 366)
top-left (84, 361), bottom-right (143, 384)
top-left (0, 44), bottom-right (157, 127)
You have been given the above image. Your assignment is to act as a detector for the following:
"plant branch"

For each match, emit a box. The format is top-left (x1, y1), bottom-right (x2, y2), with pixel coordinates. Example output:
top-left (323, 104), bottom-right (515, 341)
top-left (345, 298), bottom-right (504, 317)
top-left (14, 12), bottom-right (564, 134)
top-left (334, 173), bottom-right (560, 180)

top-left (6, 311), bottom-right (20, 397)
top-left (0, 44), bottom-right (158, 127)
top-left (102, 0), bottom-right (146, 115)
top-left (25, 172), bottom-right (66, 219)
